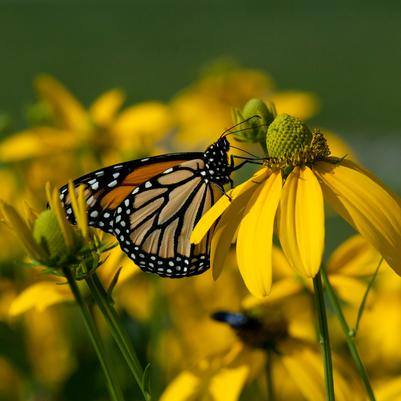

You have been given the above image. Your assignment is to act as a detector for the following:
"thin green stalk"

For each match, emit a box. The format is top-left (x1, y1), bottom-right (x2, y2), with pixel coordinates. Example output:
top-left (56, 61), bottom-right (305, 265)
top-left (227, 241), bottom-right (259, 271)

top-left (85, 272), bottom-right (151, 401)
top-left (62, 267), bottom-right (125, 401)
top-left (313, 271), bottom-right (335, 401)
top-left (321, 268), bottom-right (376, 401)
top-left (266, 349), bottom-right (275, 401)
top-left (354, 260), bottom-right (382, 334)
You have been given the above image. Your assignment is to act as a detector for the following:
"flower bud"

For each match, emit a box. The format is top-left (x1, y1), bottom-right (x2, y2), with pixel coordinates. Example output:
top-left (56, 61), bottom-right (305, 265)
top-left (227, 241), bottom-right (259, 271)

top-left (233, 98), bottom-right (275, 143)
top-left (33, 209), bottom-right (68, 259)
top-left (266, 114), bottom-right (312, 158)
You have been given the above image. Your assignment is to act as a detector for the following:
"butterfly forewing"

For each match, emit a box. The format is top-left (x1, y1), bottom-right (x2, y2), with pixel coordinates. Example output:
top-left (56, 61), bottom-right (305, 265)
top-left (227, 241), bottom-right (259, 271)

top-left (59, 153), bottom-right (201, 233)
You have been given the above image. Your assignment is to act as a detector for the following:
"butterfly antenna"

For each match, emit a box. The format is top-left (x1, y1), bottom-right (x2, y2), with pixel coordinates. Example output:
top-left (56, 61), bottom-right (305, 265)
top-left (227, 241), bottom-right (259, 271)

top-left (219, 115), bottom-right (262, 139)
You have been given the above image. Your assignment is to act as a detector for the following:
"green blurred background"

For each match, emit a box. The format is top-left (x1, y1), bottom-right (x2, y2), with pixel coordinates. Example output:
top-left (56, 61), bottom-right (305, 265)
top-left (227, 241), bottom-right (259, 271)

top-left (0, 0), bottom-right (400, 188)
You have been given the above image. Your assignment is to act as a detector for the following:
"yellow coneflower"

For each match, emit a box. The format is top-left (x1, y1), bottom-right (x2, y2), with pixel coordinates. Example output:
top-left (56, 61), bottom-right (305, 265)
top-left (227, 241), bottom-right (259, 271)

top-left (192, 114), bottom-right (401, 298)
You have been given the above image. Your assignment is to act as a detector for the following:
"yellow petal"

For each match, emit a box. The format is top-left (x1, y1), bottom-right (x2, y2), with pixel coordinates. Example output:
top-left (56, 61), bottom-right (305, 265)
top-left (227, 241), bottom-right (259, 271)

top-left (278, 167), bottom-right (324, 278)
top-left (35, 75), bottom-right (89, 132)
top-left (327, 234), bottom-right (382, 276)
top-left (90, 89), bottom-right (125, 127)
top-left (329, 275), bottom-right (371, 307)
top-left (280, 344), bottom-right (325, 401)
top-left (9, 281), bottom-right (73, 316)
top-left (210, 365), bottom-right (249, 401)
top-left (191, 167), bottom-right (270, 245)
top-left (324, 131), bottom-right (358, 161)
top-left (237, 171), bottom-right (282, 297)
top-left (242, 278), bottom-right (303, 309)
top-left (314, 161), bottom-right (401, 275)
top-left (191, 195), bottom-right (231, 244)
top-left (375, 376), bottom-right (401, 401)
top-left (158, 370), bottom-right (199, 401)
top-left (210, 180), bottom-right (262, 280)
top-left (112, 102), bottom-right (172, 150)
top-left (0, 128), bottom-right (78, 162)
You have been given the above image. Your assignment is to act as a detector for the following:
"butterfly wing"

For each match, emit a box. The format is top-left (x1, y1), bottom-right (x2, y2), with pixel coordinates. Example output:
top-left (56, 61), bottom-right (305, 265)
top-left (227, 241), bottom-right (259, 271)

top-left (112, 158), bottom-right (223, 277)
top-left (59, 153), bottom-right (202, 233)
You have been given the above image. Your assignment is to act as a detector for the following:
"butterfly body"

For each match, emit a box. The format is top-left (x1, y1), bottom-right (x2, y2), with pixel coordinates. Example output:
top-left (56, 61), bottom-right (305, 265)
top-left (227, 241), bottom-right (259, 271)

top-left (60, 136), bottom-right (233, 277)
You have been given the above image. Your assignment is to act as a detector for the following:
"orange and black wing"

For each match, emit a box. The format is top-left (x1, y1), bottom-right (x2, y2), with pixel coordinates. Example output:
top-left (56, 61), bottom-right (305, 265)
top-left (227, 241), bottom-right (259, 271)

top-left (112, 158), bottom-right (223, 278)
top-left (59, 153), bottom-right (202, 234)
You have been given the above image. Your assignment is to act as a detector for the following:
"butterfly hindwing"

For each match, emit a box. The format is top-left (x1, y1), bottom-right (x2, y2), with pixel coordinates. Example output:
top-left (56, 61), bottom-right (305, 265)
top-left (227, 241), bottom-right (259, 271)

top-left (111, 159), bottom-right (223, 277)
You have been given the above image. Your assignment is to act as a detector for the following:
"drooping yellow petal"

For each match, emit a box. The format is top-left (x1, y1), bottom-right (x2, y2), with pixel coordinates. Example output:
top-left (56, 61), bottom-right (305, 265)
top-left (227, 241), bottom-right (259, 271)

top-left (159, 370), bottom-right (199, 401)
top-left (210, 178), bottom-right (263, 279)
top-left (278, 167), bottom-right (324, 278)
top-left (329, 275), bottom-right (371, 307)
top-left (9, 281), bottom-right (73, 316)
top-left (35, 75), bottom-right (89, 132)
top-left (209, 363), bottom-right (250, 401)
top-left (191, 167), bottom-right (270, 245)
top-left (191, 195), bottom-right (231, 245)
top-left (280, 344), bottom-right (325, 401)
top-left (375, 376), bottom-right (401, 401)
top-left (327, 235), bottom-right (382, 276)
top-left (314, 161), bottom-right (401, 276)
top-left (236, 171), bottom-right (282, 297)
top-left (242, 279), bottom-right (303, 309)
top-left (89, 89), bottom-right (125, 127)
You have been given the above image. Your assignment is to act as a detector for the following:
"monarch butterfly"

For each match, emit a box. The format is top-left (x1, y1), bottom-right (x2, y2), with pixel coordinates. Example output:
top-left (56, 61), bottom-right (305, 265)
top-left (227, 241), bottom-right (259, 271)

top-left (59, 129), bottom-right (256, 278)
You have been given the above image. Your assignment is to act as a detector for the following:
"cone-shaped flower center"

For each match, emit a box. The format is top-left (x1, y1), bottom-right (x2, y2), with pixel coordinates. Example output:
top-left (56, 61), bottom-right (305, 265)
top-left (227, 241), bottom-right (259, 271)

top-left (267, 114), bottom-right (312, 158)
top-left (265, 114), bottom-right (331, 170)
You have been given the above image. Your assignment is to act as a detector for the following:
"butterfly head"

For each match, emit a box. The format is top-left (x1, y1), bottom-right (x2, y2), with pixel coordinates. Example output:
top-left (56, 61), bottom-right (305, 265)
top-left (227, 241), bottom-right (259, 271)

top-left (203, 137), bottom-right (232, 184)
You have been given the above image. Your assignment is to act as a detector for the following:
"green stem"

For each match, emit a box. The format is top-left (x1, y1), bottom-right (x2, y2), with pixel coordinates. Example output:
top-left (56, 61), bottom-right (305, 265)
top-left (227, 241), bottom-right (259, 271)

top-left (313, 271), bottom-right (335, 401)
top-left (266, 349), bottom-right (275, 401)
top-left (62, 267), bottom-right (125, 401)
top-left (85, 272), bottom-right (151, 401)
top-left (321, 268), bottom-right (376, 401)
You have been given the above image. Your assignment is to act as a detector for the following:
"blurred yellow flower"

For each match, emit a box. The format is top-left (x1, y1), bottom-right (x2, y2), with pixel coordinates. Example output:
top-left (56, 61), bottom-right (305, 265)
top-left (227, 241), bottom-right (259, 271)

top-left (161, 297), bottom-right (363, 401)
top-left (8, 245), bottom-right (140, 317)
top-left (171, 65), bottom-right (318, 150)
top-left (160, 342), bottom-right (264, 401)
top-left (0, 75), bottom-right (172, 164)
top-left (24, 308), bottom-right (75, 387)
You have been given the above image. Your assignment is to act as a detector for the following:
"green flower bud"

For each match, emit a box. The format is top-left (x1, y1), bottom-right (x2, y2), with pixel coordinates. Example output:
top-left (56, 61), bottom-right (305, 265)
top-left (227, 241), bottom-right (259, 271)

top-left (233, 98), bottom-right (275, 143)
top-left (33, 209), bottom-right (68, 259)
top-left (266, 114), bottom-right (312, 158)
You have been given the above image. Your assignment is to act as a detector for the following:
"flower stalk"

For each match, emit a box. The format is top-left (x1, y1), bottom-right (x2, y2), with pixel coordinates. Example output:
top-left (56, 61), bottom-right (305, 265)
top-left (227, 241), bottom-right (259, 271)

top-left (85, 271), bottom-right (151, 401)
top-left (312, 271), bottom-right (335, 401)
top-left (266, 349), bottom-right (275, 401)
top-left (62, 266), bottom-right (125, 401)
top-left (321, 267), bottom-right (376, 401)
